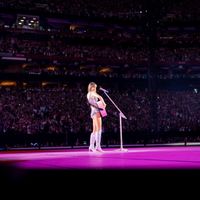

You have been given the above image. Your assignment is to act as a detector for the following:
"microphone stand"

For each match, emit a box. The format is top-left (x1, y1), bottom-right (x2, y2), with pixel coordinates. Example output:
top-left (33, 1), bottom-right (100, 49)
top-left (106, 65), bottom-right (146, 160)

top-left (101, 90), bottom-right (128, 152)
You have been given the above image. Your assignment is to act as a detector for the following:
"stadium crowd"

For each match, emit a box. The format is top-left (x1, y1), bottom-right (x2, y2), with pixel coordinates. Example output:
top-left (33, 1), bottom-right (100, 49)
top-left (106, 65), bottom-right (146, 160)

top-left (0, 82), bottom-right (200, 147)
top-left (1, 0), bottom-right (200, 148)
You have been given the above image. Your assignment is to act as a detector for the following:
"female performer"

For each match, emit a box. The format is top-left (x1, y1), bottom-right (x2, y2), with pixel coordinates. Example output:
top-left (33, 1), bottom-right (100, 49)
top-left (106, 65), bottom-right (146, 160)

top-left (87, 82), bottom-right (106, 152)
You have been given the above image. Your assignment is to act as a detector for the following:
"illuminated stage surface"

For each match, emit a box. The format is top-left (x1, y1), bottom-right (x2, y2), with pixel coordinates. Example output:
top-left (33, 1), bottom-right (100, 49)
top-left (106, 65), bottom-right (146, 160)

top-left (1, 146), bottom-right (200, 170)
top-left (2, 146), bottom-right (200, 190)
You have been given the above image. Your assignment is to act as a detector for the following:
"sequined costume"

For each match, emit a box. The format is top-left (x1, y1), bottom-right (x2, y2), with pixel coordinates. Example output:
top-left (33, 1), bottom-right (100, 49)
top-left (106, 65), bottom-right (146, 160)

top-left (87, 94), bottom-right (100, 118)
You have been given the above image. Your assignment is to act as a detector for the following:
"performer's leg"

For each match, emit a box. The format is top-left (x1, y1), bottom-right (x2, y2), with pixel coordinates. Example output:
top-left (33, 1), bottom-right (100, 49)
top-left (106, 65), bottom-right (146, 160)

top-left (96, 128), bottom-right (104, 152)
top-left (89, 132), bottom-right (96, 152)
top-left (89, 117), bottom-right (98, 152)
top-left (95, 116), bottom-right (104, 152)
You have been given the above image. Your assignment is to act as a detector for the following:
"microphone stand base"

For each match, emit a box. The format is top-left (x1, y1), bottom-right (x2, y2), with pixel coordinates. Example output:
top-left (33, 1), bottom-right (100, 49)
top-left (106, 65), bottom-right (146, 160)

top-left (115, 148), bottom-right (128, 152)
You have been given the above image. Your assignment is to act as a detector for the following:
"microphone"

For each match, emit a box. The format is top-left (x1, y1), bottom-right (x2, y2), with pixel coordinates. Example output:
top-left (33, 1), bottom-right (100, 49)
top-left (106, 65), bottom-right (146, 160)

top-left (99, 87), bottom-right (109, 93)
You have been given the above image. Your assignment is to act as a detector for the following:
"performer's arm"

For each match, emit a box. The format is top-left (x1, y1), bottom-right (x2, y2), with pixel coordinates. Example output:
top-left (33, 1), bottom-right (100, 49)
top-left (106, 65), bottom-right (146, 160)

top-left (87, 93), bottom-right (104, 110)
top-left (87, 100), bottom-right (103, 110)
top-left (93, 93), bottom-right (106, 107)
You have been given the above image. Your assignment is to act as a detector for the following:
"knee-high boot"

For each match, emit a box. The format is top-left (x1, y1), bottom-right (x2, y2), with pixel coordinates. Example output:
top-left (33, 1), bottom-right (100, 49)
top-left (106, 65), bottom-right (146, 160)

top-left (96, 130), bottom-right (104, 152)
top-left (89, 132), bottom-right (96, 152)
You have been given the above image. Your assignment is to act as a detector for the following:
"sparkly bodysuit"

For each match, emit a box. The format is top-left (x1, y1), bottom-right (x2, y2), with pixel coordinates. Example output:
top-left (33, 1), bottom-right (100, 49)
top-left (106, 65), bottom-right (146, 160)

top-left (87, 94), bottom-right (100, 118)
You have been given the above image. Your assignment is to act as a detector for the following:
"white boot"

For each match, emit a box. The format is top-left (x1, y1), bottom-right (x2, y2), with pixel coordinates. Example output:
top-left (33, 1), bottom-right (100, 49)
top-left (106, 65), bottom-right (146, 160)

top-left (95, 130), bottom-right (104, 152)
top-left (89, 132), bottom-right (96, 152)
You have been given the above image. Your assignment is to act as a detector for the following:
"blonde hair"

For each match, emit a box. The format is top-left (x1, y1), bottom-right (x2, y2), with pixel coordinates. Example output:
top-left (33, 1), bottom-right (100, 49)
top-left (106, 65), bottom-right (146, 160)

top-left (88, 82), bottom-right (97, 92)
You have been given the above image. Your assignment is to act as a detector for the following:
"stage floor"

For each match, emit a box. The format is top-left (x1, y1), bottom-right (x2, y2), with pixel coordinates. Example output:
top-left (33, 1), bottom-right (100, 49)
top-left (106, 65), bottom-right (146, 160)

top-left (2, 146), bottom-right (200, 189)
top-left (1, 146), bottom-right (200, 170)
